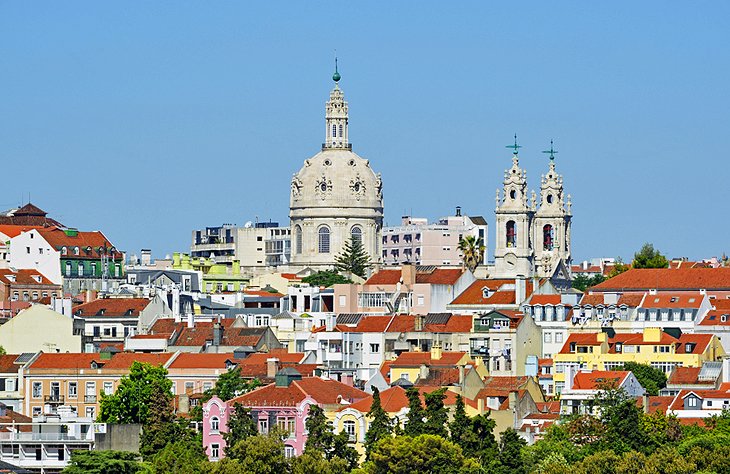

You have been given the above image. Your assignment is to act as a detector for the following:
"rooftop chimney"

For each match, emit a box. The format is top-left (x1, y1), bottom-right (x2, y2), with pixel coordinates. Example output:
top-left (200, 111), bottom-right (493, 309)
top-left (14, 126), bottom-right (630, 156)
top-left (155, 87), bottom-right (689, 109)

top-left (187, 312), bottom-right (194, 328)
top-left (430, 341), bottom-right (443, 361)
top-left (141, 249), bottom-right (152, 266)
top-left (515, 277), bottom-right (526, 305)
top-left (401, 263), bottom-right (417, 288)
top-left (213, 322), bottom-right (223, 346)
top-left (455, 206), bottom-right (462, 217)
top-left (267, 358), bottom-right (280, 378)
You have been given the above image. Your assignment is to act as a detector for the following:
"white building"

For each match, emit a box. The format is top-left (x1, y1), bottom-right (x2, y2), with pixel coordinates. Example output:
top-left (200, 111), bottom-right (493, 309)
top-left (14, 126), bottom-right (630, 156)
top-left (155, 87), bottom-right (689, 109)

top-left (6, 229), bottom-right (62, 284)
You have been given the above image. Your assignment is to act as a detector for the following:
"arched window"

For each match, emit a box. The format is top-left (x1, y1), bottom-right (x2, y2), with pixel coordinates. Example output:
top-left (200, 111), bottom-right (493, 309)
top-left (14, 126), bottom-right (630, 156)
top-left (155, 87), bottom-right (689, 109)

top-left (318, 226), bottom-right (331, 253)
top-left (295, 225), bottom-right (302, 254)
top-left (343, 420), bottom-right (356, 440)
top-left (543, 224), bottom-right (554, 251)
top-left (61, 247), bottom-right (67, 256)
top-left (506, 221), bottom-right (516, 247)
top-left (339, 124), bottom-right (344, 137)
top-left (332, 124), bottom-right (337, 137)
top-left (351, 226), bottom-right (362, 245)
top-left (210, 416), bottom-right (219, 432)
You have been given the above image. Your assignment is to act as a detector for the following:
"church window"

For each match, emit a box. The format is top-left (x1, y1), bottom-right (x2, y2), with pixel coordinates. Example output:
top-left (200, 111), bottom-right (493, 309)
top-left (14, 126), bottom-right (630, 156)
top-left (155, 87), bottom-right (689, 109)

top-left (295, 225), bottom-right (302, 254)
top-left (547, 194), bottom-right (554, 204)
top-left (543, 225), bottom-right (554, 251)
top-left (506, 221), bottom-right (516, 247)
top-left (509, 189), bottom-right (516, 199)
top-left (351, 226), bottom-right (362, 245)
top-left (318, 226), bottom-right (331, 253)
top-left (339, 124), bottom-right (343, 137)
top-left (332, 124), bottom-right (337, 137)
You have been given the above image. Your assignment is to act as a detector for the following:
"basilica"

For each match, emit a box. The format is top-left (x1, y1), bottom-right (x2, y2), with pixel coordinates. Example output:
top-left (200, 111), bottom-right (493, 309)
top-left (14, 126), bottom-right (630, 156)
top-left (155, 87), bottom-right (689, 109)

top-left (286, 67), bottom-right (572, 282)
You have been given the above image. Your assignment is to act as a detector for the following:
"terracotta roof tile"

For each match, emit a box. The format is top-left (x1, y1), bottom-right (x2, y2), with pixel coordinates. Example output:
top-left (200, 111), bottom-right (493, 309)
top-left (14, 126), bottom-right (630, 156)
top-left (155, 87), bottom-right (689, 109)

top-left (73, 298), bottom-right (151, 317)
top-left (353, 316), bottom-right (392, 333)
top-left (365, 268), bottom-right (465, 286)
top-left (667, 367), bottom-right (705, 386)
top-left (0, 355), bottom-right (20, 373)
top-left (0, 269), bottom-right (55, 286)
top-left (37, 227), bottom-right (122, 261)
top-left (639, 292), bottom-right (704, 309)
top-left (450, 279), bottom-right (533, 306)
top-left (425, 315), bottom-right (473, 333)
top-left (386, 315), bottom-right (416, 333)
top-left (168, 353), bottom-right (241, 369)
top-left (391, 351), bottom-right (467, 367)
top-left (530, 295), bottom-right (562, 305)
top-left (230, 377), bottom-right (368, 406)
top-left (0, 225), bottom-right (44, 238)
top-left (593, 268), bottom-right (730, 292)
top-left (572, 371), bottom-right (629, 390)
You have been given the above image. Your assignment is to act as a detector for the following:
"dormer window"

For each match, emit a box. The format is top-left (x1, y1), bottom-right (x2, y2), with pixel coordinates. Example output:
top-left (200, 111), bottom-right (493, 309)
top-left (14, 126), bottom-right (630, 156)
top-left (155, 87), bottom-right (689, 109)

top-left (61, 247), bottom-right (67, 255)
top-left (74, 247), bottom-right (80, 256)
top-left (685, 343), bottom-right (696, 353)
top-left (96, 309), bottom-right (105, 316)
top-left (124, 309), bottom-right (134, 316)
top-left (482, 287), bottom-right (491, 299)
top-left (670, 297), bottom-right (678, 303)
top-left (85, 246), bottom-right (92, 254)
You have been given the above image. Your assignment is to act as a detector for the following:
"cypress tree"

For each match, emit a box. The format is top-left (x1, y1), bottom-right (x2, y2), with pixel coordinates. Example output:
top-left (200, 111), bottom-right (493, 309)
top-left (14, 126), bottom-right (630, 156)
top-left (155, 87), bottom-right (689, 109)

top-left (334, 237), bottom-right (371, 278)
top-left (404, 387), bottom-right (426, 436)
top-left (364, 387), bottom-right (393, 458)
top-left (423, 388), bottom-right (448, 437)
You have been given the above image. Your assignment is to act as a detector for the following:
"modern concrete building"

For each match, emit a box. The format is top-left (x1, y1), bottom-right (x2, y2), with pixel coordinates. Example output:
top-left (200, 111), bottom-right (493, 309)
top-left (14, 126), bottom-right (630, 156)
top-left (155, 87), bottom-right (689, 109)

top-left (382, 209), bottom-right (487, 267)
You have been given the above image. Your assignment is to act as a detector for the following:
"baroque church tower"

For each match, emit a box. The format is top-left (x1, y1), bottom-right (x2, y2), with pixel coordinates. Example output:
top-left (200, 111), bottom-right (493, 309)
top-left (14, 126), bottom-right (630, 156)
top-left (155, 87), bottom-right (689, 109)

top-left (493, 139), bottom-right (535, 278)
top-left (289, 64), bottom-right (384, 271)
top-left (532, 144), bottom-right (572, 278)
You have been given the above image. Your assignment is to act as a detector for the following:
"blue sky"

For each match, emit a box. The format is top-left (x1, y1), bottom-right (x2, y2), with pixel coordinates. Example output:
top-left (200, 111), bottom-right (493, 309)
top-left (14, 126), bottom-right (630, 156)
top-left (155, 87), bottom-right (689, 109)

top-left (1, 2), bottom-right (728, 263)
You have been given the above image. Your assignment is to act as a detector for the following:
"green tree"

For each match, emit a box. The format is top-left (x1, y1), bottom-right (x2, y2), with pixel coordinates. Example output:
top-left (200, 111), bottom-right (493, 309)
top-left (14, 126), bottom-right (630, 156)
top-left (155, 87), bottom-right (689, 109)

top-left (62, 450), bottom-right (146, 474)
top-left (572, 274), bottom-right (607, 292)
top-left (302, 270), bottom-right (353, 288)
top-left (98, 361), bottom-right (172, 424)
top-left (423, 388), bottom-right (448, 437)
top-left (617, 362), bottom-right (667, 396)
top-left (497, 428), bottom-right (527, 474)
top-left (458, 235), bottom-right (485, 272)
top-left (214, 434), bottom-right (289, 473)
top-left (304, 404), bottom-right (359, 470)
top-left (212, 366), bottom-right (261, 401)
top-left (290, 450), bottom-right (350, 474)
top-left (223, 403), bottom-right (258, 449)
top-left (594, 385), bottom-right (646, 453)
top-left (403, 388), bottom-right (425, 436)
top-left (632, 243), bottom-right (669, 269)
top-left (0, 345), bottom-right (6, 356)
top-left (449, 394), bottom-right (469, 446)
top-left (364, 387), bottom-right (393, 458)
top-left (139, 382), bottom-right (194, 459)
top-left (151, 438), bottom-right (208, 474)
top-left (607, 259), bottom-right (630, 278)
top-left (335, 236), bottom-right (372, 278)
top-left (360, 434), bottom-right (479, 474)
top-left (463, 413), bottom-right (498, 463)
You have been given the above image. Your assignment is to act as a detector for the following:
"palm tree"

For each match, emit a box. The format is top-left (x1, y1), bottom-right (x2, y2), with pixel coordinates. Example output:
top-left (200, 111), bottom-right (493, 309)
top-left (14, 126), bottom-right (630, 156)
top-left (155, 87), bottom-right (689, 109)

top-left (458, 235), bottom-right (485, 272)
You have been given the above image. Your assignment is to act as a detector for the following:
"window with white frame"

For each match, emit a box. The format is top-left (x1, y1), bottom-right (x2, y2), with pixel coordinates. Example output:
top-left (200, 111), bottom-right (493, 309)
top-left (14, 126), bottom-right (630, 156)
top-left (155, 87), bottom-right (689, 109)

top-left (343, 420), bottom-right (356, 440)
top-left (259, 418), bottom-right (269, 434)
top-left (544, 332), bottom-right (552, 343)
top-left (68, 382), bottom-right (77, 399)
top-left (284, 445), bottom-right (295, 458)
top-left (210, 443), bottom-right (220, 460)
top-left (32, 382), bottom-right (42, 398)
top-left (210, 416), bottom-right (220, 432)
top-left (318, 226), bottom-right (331, 253)
top-left (103, 382), bottom-right (114, 395)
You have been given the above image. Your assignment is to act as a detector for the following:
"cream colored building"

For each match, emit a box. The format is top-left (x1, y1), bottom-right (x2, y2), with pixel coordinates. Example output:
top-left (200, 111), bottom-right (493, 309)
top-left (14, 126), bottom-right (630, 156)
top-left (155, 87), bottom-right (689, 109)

top-left (0, 305), bottom-right (81, 353)
top-left (289, 68), bottom-right (383, 271)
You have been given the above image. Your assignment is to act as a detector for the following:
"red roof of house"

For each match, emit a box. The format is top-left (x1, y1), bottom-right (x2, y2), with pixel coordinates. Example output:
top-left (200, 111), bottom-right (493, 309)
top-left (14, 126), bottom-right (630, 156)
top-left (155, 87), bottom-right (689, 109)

top-left (0, 203), bottom-right (62, 227)
top-left (365, 268), bottom-right (464, 286)
top-left (386, 315), bottom-right (416, 333)
top-left (637, 396), bottom-right (674, 414)
top-left (245, 290), bottom-right (284, 298)
top-left (344, 385), bottom-right (460, 413)
top-left (572, 371), bottom-right (630, 390)
top-left (170, 319), bottom-right (269, 348)
top-left (240, 350), bottom-right (306, 366)
top-left (579, 293), bottom-right (646, 307)
top-left (0, 355), bottom-right (20, 373)
top-left (229, 377), bottom-right (368, 406)
top-left (593, 268), bottom-right (730, 291)
top-left (667, 367), bottom-right (709, 386)
top-left (483, 376), bottom-right (530, 391)
top-left (0, 225), bottom-right (44, 238)
top-left (28, 353), bottom-right (99, 370)
top-left (390, 351), bottom-right (467, 367)
top-left (530, 295), bottom-right (562, 305)
top-left (425, 315), bottom-right (473, 333)
top-left (281, 273), bottom-right (300, 281)
top-left (0, 269), bottom-right (55, 286)
top-left (73, 298), bottom-right (151, 317)
top-left (168, 353), bottom-right (240, 369)
top-left (639, 292), bottom-right (704, 309)
top-left (101, 352), bottom-right (173, 369)
top-left (450, 279), bottom-right (533, 306)
top-left (353, 316), bottom-right (392, 333)
top-left (37, 227), bottom-right (121, 260)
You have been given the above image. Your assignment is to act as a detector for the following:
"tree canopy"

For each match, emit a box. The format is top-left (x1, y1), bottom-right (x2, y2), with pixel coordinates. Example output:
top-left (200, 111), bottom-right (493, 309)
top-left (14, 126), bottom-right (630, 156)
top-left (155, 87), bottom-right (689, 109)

top-left (335, 236), bottom-right (372, 278)
top-left (364, 387), bottom-right (393, 458)
top-left (98, 361), bottom-right (172, 424)
top-left (458, 235), bottom-right (485, 272)
top-left (632, 243), bottom-right (669, 269)
top-left (61, 450), bottom-right (147, 474)
top-left (571, 273), bottom-right (606, 291)
top-left (302, 270), bottom-right (353, 288)
top-left (617, 362), bottom-right (667, 396)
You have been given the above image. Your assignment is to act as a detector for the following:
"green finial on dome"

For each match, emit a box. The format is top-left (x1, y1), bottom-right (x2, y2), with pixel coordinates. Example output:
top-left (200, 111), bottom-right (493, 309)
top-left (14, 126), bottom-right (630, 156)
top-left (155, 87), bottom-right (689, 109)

top-left (333, 56), bottom-right (341, 83)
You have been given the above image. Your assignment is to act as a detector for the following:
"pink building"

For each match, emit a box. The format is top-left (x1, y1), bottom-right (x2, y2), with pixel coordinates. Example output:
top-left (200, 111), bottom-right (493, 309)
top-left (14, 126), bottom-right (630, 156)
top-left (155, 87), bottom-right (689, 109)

top-left (202, 370), bottom-right (368, 461)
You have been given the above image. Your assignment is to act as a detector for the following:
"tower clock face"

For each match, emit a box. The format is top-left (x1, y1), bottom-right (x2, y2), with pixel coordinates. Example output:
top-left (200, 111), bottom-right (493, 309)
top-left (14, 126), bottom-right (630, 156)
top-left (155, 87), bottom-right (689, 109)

top-left (506, 253), bottom-right (517, 267)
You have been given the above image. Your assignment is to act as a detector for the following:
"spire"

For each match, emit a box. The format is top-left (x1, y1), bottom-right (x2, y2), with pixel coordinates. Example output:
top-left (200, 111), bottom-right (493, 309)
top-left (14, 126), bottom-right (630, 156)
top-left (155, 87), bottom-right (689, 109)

top-left (542, 140), bottom-right (558, 161)
top-left (323, 60), bottom-right (350, 150)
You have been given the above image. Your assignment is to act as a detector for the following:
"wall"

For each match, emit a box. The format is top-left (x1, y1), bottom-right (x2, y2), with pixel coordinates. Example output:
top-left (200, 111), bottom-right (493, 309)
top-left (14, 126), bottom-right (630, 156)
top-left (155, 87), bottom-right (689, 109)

top-left (9, 230), bottom-right (62, 284)
top-left (0, 305), bottom-right (81, 354)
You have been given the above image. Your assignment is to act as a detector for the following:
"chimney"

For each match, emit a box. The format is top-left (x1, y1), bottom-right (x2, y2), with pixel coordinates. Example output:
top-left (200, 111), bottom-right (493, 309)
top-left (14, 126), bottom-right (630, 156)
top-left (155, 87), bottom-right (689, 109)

top-left (85, 289), bottom-right (92, 304)
top-left (515, 277), bottom-right (526, 305)
top-left (187, 312), bottom-right (194, 328)
top-left (213, 322), bottom-right (223, 346)
top-left (171, 287), bottom-right (180, 321)
top-left (267, 358), bottom-right (280, 378)
top-left (455, 206), bottom-right (462, 217)
top-left (430, 341), bottom-right (443, 361)
top-left (458, 364), bottom-right (466, 388)
top-left (419, 363), bottom-right (430, 381)
top-left (401, 263), bottom-right (417, 288)
top-left (141, 249), bottom-right (152, 266)
top-left (477, 397), bottom-right (485, 414)
top-left (642, 394), bottom-right (650, 414)
top-left (565, 365), bottom-right (576, 391)
top-left (508, 391), bottom-right (518, 410)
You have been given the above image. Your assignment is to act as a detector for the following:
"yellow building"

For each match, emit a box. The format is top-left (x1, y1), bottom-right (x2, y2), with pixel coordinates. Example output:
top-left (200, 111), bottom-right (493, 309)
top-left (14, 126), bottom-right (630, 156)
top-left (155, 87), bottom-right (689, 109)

top-left (0, 305), bottom-right (81, 353)
top-left (553, 327), bottom-right (724, 393)
top-left (386, 346), bottom-right (487, 385)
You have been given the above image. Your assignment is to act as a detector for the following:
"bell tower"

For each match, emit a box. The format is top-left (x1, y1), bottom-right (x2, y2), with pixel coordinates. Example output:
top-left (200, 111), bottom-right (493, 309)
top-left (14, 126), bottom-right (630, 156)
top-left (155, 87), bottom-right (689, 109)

top-left (493, 135), bottom-right (535, 278)
top-left (533, 141), bottom-right (572, 277)
top-left (323, 59), bottom-right (350, 150)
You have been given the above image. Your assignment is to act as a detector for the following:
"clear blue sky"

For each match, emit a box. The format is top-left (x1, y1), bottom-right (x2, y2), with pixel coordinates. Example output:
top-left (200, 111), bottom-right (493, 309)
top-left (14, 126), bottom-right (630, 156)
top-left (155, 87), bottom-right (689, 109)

top-left (1, 2), bottom-right (728, 263)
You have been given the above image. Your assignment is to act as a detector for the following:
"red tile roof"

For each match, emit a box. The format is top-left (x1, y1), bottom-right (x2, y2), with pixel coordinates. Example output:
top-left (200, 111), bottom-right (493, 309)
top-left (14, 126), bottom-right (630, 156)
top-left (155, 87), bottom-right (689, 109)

top-left (593, 268), bottom-right (730, 292)
top-left (425, 315), bottom-right (473, 333)
top-left (168, 353), bottom-right (241, 369)
top-left (483, 376), bottom-right (530, 391)
top-left (38, 227), bottom-right (122, 261)
top-left (390, 351), bottom-right (467, 367)
top-left (344, 386), bottom-right (460, 413)
top-left (0, 203), bottom-right (62, 227)
top-left (0, 269), bottom-right (56, 286)
top-left (530, 295), bottom-right (562, 305)
top-left (239, 350), bottom-right (305, 366)
top-left (28, 353), bottom-right (99, 370)
top-left (450, 279), bottom-right (533, 306)
top-left (101, 352), bottom-right (173, 369)
top-left (667, 367), bottom-right (707, 386)
top-left (0, 355), bottom-right (20, 373)
top-left (73, 298), bottom-right (151, 317)
top-left (637, 396), bottom-right (674, 414)
top-left (640, 292), bottom-right (704, 309)
top-left (365, 268), bottom-right (464, 286)
top-left (230, 377), bottom-right (368, 406)
top-left (244, 290), bottom-right (284, 298)
top-left (0, 225), bottom-right (44, 238)
top-left (386, 315), bottom-right (416, 333)
top-left (353, 316), bottom-right (392, 333)
top-left (572, 371), bottom-right (629, 390)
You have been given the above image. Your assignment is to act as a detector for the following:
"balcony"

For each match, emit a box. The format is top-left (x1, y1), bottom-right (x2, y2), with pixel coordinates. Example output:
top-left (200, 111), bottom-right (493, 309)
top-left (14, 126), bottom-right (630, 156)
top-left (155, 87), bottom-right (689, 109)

top-left (84, 395), bottom-right (97, 403)
top-left (43, 395), bottom-right (64, 405)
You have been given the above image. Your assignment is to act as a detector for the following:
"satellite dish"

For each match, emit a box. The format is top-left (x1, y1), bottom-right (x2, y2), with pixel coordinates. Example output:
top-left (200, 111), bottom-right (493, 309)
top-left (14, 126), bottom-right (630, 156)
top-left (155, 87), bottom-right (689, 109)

top-left (244, 221), bottom-right (253, 228)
